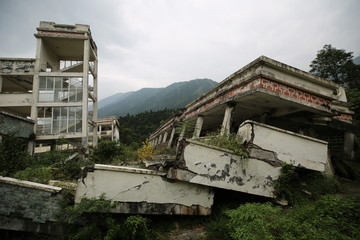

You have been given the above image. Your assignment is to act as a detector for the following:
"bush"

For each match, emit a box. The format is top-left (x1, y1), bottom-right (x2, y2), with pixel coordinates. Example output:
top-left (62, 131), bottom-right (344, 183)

top-left (58, 195), bottom-right (157, 240)
top-left (225, 202), bottom-right (280, 240)
top-left (14, 166), bottom-right (53, 184)
top-left (0, 134), bottom-right (33, 176)
top-left (91, 140), bottom-right (123, 164)
top-left (137, 139), bottom-right (155, 161)
top-left (223, 195), bottom-right (360, 240)
top-left (273, 163), bottom-right (340, 205)
top-left (196, 132), bottom-right (248, 158)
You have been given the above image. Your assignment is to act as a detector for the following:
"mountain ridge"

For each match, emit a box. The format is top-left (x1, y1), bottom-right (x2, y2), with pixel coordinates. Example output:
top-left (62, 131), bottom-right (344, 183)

top-left (98, 78), bottom-right (218, 117)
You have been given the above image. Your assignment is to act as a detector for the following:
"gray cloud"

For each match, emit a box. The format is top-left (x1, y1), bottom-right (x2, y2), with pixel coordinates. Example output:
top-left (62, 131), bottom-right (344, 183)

top-left (1, 0), bottom-right (359, 99)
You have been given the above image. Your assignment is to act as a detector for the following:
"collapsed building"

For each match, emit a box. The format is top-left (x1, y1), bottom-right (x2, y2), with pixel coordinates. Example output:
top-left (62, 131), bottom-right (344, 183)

top-left (0, 21), bottom-right (99, 153)
top-left (77, 56), bottom-right (358, 215)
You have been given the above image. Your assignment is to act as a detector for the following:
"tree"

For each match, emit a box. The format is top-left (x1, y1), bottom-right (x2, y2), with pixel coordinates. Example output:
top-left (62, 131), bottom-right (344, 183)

top-left (310, 44), bottom-right (360, 88)
top-left (310, 45), bottom-right (360, 121)
top-left (0, 134), bottom-right (33, 176)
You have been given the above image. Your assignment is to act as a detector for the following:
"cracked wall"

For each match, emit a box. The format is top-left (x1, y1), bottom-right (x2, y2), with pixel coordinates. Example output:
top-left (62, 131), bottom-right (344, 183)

top-left (75, 164), bottom-right (214, 215)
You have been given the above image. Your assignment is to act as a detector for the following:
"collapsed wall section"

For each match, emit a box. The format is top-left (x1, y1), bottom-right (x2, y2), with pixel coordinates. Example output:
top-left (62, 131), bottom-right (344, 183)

top-left (75, 164), bottom-right (214, 215)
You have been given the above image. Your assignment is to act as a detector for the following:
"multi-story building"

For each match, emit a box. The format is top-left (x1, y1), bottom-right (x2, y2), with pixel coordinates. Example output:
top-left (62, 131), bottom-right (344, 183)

top-left (0, 21), bottom-right (98, 153)
top-left (96, 117), bottom-right (120, 142)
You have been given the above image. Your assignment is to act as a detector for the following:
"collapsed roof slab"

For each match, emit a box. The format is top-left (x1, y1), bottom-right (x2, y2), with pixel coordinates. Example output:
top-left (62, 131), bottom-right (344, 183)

top-left (75, 164), bottom-right (214, 215)
top-left (167, 120), bottom-right (331, 198)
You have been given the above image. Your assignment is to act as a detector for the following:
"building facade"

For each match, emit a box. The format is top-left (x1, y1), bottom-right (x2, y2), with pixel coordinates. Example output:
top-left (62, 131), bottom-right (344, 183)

top-left (0, 21), bottom-right (98, 152)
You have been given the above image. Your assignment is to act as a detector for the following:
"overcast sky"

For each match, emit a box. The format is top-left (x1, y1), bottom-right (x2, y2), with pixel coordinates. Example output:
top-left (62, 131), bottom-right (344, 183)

top-left (0, 0), bottom-right (359, 100)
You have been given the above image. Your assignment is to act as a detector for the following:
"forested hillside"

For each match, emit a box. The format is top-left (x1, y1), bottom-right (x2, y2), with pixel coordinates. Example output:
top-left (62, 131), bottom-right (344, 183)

top-left (119, 108), bottom-right (179, 146)
top-left (98, 78), bottom-right (217, 117)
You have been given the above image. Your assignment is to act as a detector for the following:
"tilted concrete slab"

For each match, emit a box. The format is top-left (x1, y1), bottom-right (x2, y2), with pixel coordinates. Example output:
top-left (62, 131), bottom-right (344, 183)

top-left (167, 120), bottom-right (331, 198)
top-left (75, 164), bottom-right (214, 215)
top-left (238, 120), bottom-right (331, 173)
top-left (168, 141), bottom-right (281, 198)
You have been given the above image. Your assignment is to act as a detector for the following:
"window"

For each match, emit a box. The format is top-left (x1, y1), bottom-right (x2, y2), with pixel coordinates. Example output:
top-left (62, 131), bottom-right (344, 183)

top-left (39, 76), bottom-right (83, 102)
top-left (37, 107), bottom-right (82, 135)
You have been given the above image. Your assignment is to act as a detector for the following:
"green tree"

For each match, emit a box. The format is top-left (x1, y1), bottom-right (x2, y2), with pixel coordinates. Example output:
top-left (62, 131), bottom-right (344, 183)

top-left (90, 139), bottom-right (123, 164)
top-left (310, 44), bottom-right (360, 87)
top-left (310, 45), bottom-right (360, 121)
top-left (0, 134), bottom-right (33, 176)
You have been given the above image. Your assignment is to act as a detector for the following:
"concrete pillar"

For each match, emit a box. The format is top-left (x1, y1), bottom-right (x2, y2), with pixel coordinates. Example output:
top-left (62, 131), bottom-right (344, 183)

top-left (82, 39), bottom-right (90, 149)
top-left (27, 141), bottom-right (35, 156)
top-left (31, 38), bottom-right (42, 128)
top-left (162, 131), bottom-right (168, 143)
top-left (168, 127), bottom-right (176, 147)
top-left (179, 125), bottom-right (186, 140)
top-left (0, 75), bottom-right (3, 92)
top-left (92, 58), bottom-right (98, 146)
top-left (193, 115), bottom-right (204, 138)
top-left (176, 125), bottom-right (186, 152)
top-left (344, 132), bottom-right (355, 160)
top-left (158, 134), bottom-right (163, 144)
top-left (220, 103), bottom-right (235, 136)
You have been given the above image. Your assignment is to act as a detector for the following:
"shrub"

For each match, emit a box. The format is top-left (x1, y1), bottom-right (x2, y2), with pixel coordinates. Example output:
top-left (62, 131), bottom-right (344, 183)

top-left (222, 195), bottom-right (360, 240)
top-left (91, 140), bottom-right (123, 164)
top-left (58, 195), bottom-right (156, 240)
top-left (14, 166), bottom-right (53, 184)
top-left (273, 163), bottom-right (341, 205)
top-left (137, 139), bottom-right (155, 161)
top-left (196, 132), bottom-right (248, 158)
top-left (225, 202), bottom-right (280, 240)
top-left (0, 134), bottom-right (33, 176)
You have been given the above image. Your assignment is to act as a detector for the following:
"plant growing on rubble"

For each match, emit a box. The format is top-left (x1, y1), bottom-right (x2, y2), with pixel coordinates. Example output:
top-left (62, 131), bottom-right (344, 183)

top-left (57, 194), bottom-right (158, 240)
top-left (221, 195), bottom-right (360, 240)
top-left (273, 163), bottom-right (341, 205)
top-left (196, 132), bottom-right (248, 158)
top-left (137, 139), bottom-right (155, 161)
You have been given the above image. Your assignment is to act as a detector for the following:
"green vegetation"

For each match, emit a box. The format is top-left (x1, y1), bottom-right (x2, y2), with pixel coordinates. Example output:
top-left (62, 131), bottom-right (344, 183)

top-left (310, 44), bottom-right (360, 121)
top-left (90, 139), bottom-right (124, 164)
top-left (119, 108), bottom-right (178, 146)
top-left (98, 78), bottom-right (217, 117)
top-left (57, 194), bottom-right (161, 240)
top-left (137, 139), bottom-right (155, 161)
top-left (0, 133), bottom-right (33, 176)
top-left (205, 165), bottom-right (360, 240)
top-left (196, 132), bottom-right (248, 158)
top-left (0, 134), bottom-right (87, 184)
top-left (13, 150), bottom-right (85, 184)
top-left (220, 195), bottom-right (360, 240)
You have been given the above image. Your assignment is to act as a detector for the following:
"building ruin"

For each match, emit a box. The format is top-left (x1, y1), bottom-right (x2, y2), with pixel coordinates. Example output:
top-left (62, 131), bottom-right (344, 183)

top-left (76, 56), bottom-right (358, 215)
top-left (0, 21), bottom-right (98, 152)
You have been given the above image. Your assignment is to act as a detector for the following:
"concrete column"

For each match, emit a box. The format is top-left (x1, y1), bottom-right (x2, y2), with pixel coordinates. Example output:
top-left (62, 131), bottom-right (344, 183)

top-left (344, 132), bottom-right (355, 160)
top-left (31, 38), bottom-right (43, 125)
top-left (0, 75), bottom-right (3, 92)
top-left (82, 39), bottom-right (90, 148)
top-left (176, 125), bottom-right (186, 152)
top-left (158, 134), bottom-right (163, 144)
top-left (162, 131), bottom-right (168, 143)
top-left (220, 103), bottom-right (235, 136)
top-left (92, 58), bottom-right (98, 146)
top-left (179, 125), bottom-right (186, 140)
top-left (27, 141), bottom-right (35, 156)
top-left (193, 115), bottom-right (204, 138)
top-left (168, 127), bottom-right (176, 147)
top-left (111, 120), bottom-right (115, 141)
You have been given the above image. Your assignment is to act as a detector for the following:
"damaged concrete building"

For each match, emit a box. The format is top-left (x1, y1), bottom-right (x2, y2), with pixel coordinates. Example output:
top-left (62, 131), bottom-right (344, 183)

top-left (0, 21), bottom-right (98, 152)
top-left (77, 56), bottom-right (357, 215)
top-left (95, 116), bottom-right (120, 142)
